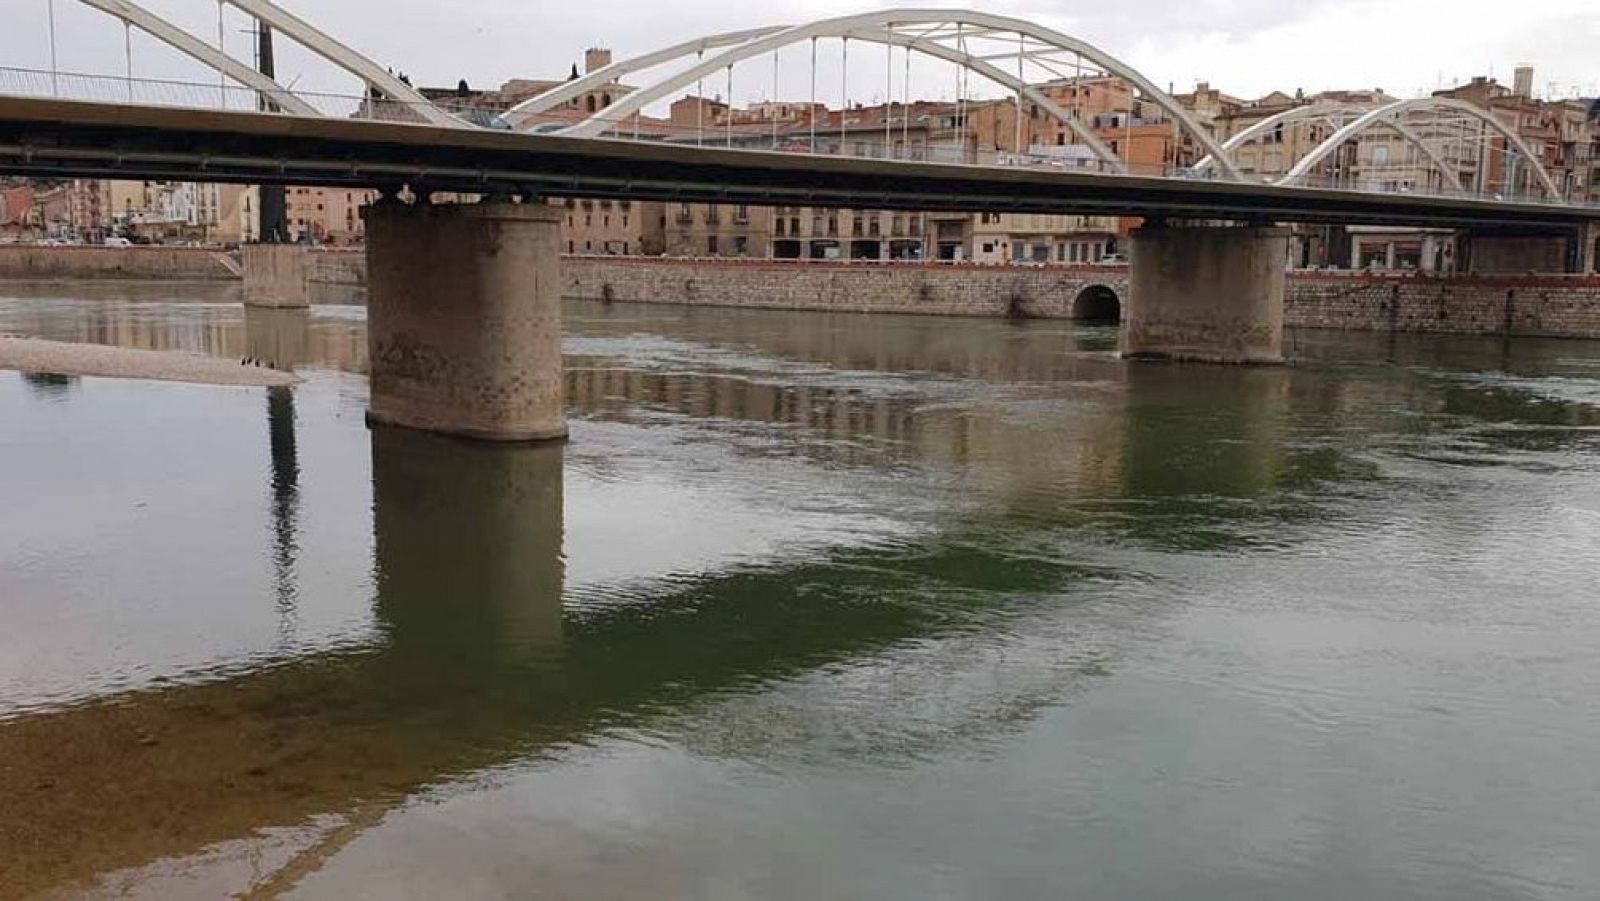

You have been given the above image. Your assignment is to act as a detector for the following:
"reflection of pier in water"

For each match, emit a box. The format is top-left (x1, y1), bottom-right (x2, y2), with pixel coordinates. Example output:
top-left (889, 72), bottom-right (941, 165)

top-left (0, 334), bottom-right (1413, 896)
top-left (0, 424), bottom-right (1113, 897)
top-left (13, 303), bottom-right (1590, 895)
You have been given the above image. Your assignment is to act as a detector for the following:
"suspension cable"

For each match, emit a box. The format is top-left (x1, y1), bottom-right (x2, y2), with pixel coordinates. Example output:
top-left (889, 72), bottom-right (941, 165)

top-left (884, 22), bottom-right (893, 158)
top-left (841, 37), bottom-right (849, 155)
top-left (46, 0), bottom-right (59, 97)
top-left (902, 40), bottom-right (912, 154)
top-left (217, 1), bottom-right (226, 107)
top-left (1014, 31), bottom-right (1024, 156)
top-left (124, 21), bottom-right (133, 102)
top-left (809, 38), bottom-right (817, 153)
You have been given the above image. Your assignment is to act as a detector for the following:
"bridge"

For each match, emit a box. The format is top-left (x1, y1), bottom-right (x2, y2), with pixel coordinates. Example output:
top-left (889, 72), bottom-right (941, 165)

top-left (3, 1), bottom-right (1599, 442)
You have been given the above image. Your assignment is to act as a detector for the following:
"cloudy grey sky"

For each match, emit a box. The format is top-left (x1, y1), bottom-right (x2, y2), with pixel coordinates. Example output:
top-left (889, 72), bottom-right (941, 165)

top-left (5, 0), bottom-right (1598, 108)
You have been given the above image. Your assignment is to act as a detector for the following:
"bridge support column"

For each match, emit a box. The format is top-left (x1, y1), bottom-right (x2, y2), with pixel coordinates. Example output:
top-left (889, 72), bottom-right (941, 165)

top-left (364, 199), bottom-right (567, 443)
top-left (242, 244), bottom-right (311, 309)
top-left (1122, 224), bottom-right (1287, 364)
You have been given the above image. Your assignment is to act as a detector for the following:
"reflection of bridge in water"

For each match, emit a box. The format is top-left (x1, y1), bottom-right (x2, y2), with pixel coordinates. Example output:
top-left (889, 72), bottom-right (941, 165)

top-left (15, 322), bottom-right (1577, 895)
top-left (10, 292), bottom-right (1600, 893)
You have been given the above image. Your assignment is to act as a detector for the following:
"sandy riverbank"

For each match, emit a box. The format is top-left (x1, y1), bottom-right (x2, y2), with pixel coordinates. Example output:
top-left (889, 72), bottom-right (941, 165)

top-left (0, 335), bottom-right (297, 388)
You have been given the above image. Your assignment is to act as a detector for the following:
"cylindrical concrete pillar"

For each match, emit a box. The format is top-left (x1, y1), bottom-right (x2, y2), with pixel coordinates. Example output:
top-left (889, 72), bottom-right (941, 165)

top-left (1122, 225), bottom-right (1288, 365)
top-left (364, 199), bottom-right (567, 442)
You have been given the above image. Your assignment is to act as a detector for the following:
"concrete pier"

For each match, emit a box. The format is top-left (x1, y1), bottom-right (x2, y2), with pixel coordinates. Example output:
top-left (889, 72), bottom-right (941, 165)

top-left (1122, 225), bottom-right (1288, 364)
top-left (364, 199), bottom-right (567, 442)
top-left (241, 244), bottom-right (311, 309)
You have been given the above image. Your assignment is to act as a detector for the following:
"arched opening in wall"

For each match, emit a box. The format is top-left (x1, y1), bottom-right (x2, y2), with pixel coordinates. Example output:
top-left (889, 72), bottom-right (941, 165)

top-left (1073, 285), bottom-right (1121, 323)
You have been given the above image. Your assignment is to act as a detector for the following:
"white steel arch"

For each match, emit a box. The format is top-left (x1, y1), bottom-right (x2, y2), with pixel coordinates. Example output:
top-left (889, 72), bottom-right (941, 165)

top-left (549, 9), bottom-right (1244, 179)
top-left (69, 0), bottom-right (461, 127)
top-left (1194, 102), bottom-right (1467, 193)
top-left (515, 19), bottom-right (1125, 171)
top-left (74, 0), bottom-right (318, 116)
top-left (511, 21), bottom-right (1125, 169)
top-left (506, 26), bottom-right (791, 123)
top-left (1284, 97), bottom-right (1562, 199)
top-left (223, 0), bottom-right (459, 127)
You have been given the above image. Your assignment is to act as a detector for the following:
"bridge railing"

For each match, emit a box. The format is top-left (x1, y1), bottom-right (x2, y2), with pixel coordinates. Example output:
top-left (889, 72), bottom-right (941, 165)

top-left (0, 66), bottom-right (490, 129)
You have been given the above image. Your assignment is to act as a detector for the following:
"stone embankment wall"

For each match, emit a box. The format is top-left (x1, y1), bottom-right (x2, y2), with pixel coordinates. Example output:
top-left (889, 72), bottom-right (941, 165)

top-left (0, 245), bottom-right (367, 286)
top-left (565, 256), bottom-right (1600, 340)
top-left (0, 245), bottom-right (240, 280)
top-left (564, 256), bottom-right (1129, 319)
top-left (1287, 271), bottom-right (1600, 339)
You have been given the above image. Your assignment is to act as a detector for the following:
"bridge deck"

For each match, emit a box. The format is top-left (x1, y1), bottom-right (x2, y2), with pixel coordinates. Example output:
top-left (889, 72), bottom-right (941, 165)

top-left (2, 96), bottom-right (1596, 232)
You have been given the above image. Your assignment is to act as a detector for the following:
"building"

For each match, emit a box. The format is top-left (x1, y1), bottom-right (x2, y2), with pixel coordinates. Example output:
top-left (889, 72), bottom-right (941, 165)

top-left (970, 212), bottom-right (1119, 264)
top-left (561, 197), bottom-right (664, 256)
top-left (659, 88), bottom-right (1139, 262)
top-left (1436, 69), bottom-right (1599, 203)
top-left (0, 184), bottom-right (37, 237)
top-left (285, 186), bottom-right (376, 245)
top-left (32, 180), bottom-right (110, 242)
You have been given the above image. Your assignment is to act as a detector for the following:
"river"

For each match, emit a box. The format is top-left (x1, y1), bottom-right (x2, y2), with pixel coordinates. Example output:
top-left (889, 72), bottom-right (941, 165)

top-left (1, 281), bottom-right (1598, 899)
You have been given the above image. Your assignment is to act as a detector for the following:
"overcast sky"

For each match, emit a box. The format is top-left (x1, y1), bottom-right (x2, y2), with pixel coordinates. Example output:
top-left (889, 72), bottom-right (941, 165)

top-left (6, 0), bottom-right (1598, 109)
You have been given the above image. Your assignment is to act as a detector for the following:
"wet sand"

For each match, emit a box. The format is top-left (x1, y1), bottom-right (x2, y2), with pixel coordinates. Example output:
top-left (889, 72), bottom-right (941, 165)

top-left (0, 335), bottom-right (297, 388)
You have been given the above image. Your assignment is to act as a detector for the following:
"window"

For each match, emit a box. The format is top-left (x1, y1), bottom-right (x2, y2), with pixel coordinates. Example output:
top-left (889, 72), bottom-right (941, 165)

top-left (982, 242), bottom-right (995, 253)
top-left (734, 236), bottom-right (749, 255)
top-left (708, 235), bottom-right (719, 254)
top-left (1372, 145), bottom-right (1390, 166)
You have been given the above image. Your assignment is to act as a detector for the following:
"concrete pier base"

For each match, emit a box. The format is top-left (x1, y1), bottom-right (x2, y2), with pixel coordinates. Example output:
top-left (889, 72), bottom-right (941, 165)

top-left (1121, 225), bottom-right (1288, 364)
top-left (364, 199), bottom-right (567, 442)
top-left (242, 244), bottom-right (311, 309)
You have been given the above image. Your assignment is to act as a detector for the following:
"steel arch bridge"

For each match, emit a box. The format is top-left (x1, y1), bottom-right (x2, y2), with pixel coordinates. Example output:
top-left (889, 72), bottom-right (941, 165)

top-left (13, 1), bottom-right (1571, 202)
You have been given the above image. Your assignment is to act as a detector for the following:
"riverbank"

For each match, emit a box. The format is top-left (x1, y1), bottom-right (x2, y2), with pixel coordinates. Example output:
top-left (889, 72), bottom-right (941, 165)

top-left (7, 246), bottom-right (1600, 339)
top-left (0, 335), bottom-right (297, 387)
